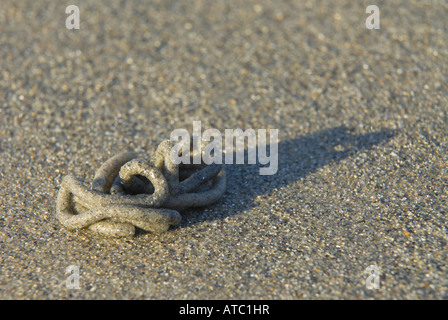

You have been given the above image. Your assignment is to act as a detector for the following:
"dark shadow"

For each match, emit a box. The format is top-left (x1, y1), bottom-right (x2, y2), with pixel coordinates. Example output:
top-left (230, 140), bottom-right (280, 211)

top-left (175, 126), bottom-right (395, 230)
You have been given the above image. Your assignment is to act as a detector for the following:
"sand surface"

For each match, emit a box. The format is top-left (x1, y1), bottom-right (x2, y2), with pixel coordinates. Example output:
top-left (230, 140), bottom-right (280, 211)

top-left (0, 0), bottom-right (447, 299)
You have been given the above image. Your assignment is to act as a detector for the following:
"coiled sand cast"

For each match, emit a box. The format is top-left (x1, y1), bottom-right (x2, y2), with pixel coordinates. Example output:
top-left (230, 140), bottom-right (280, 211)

top-left (56, 140), bottom-right (226, 237)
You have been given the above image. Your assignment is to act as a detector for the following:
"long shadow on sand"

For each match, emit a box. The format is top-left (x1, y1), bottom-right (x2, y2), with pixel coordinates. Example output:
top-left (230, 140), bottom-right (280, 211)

top-left (175, 126), bottom-right (395, 230)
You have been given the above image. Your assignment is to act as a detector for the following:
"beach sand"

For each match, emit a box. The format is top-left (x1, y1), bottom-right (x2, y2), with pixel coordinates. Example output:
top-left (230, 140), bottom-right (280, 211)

top-left (0, 0), bottom-right (447, 299)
